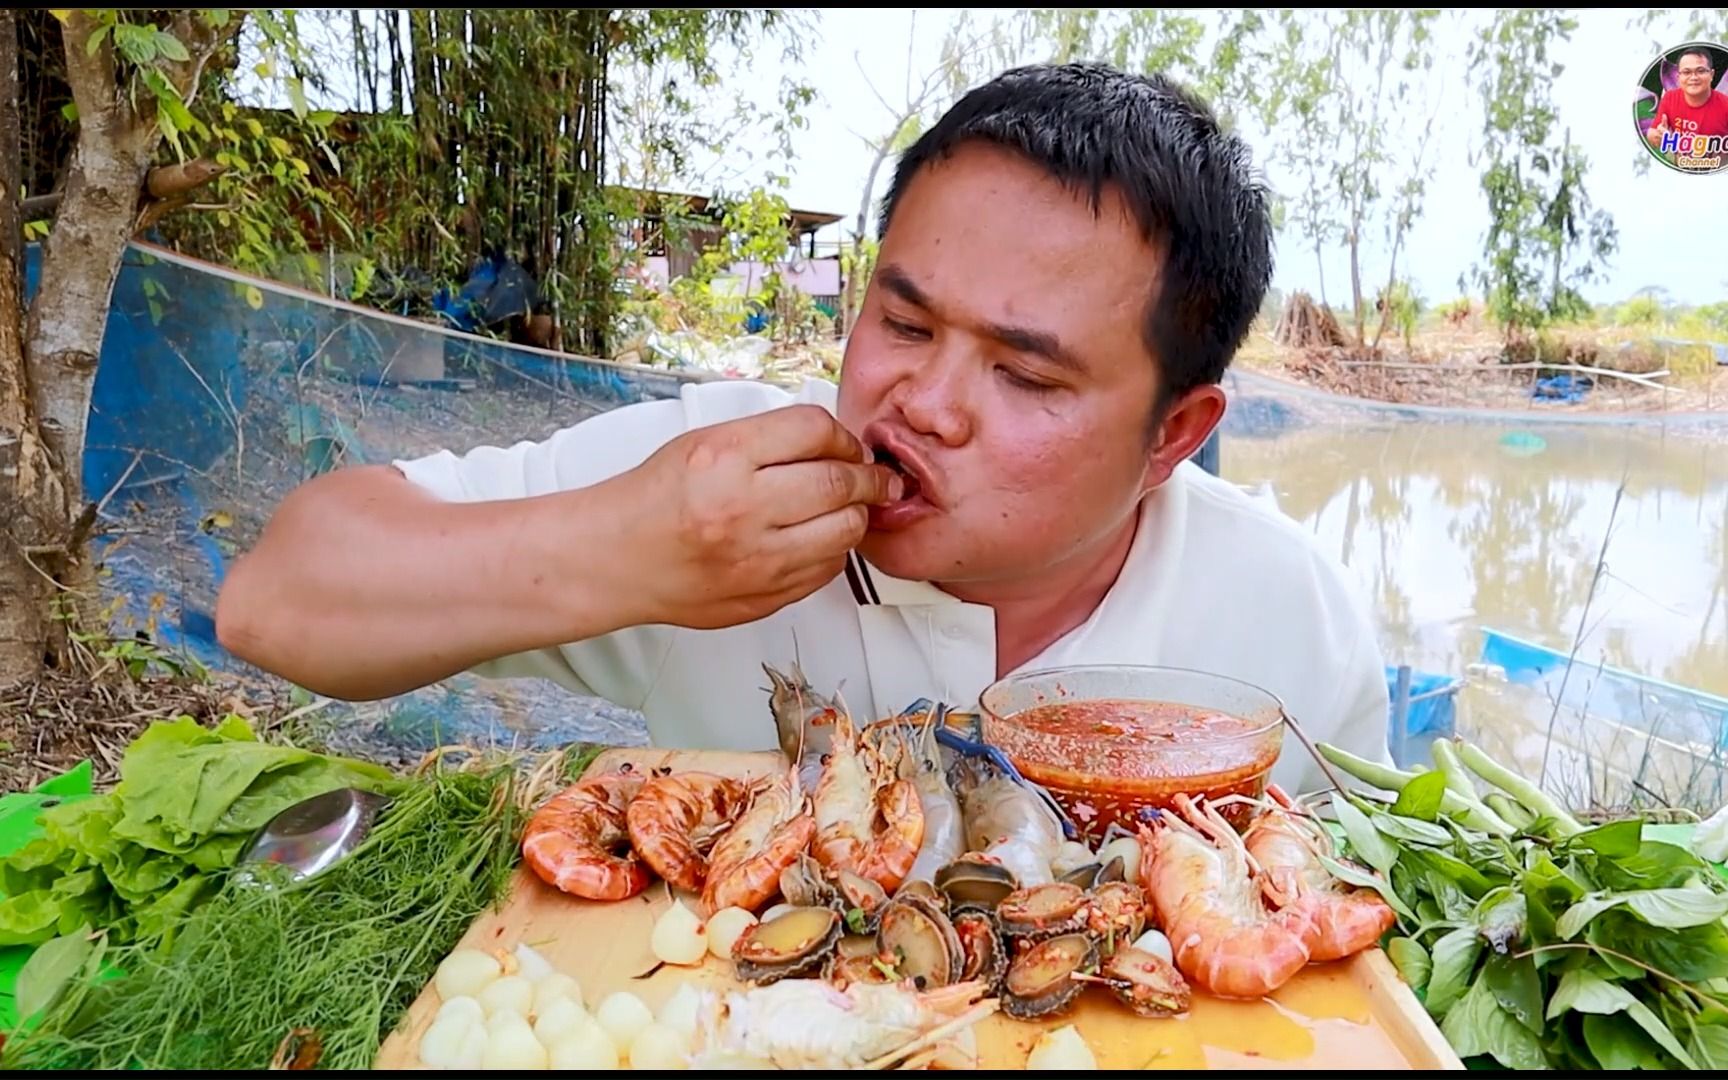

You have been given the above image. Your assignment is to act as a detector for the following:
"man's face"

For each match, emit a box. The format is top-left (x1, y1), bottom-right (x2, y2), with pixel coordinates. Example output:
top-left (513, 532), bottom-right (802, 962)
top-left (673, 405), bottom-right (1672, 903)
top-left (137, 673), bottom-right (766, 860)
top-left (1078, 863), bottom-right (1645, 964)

top-left (835, 141), bottom-right (1218, 586)
top-left (1680, 53), bottom-right (1715, 99)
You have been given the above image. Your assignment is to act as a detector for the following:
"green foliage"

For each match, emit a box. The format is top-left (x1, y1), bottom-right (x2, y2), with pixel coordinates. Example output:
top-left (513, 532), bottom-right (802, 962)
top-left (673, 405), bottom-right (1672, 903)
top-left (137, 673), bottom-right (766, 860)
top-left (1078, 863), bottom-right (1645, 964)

top-left (1465, 10), bottom-right (1617, 342)
top-left (1614, 294), bottom-right (1664, 328)
top-left (1380, 279), bottom-right (1425, 350)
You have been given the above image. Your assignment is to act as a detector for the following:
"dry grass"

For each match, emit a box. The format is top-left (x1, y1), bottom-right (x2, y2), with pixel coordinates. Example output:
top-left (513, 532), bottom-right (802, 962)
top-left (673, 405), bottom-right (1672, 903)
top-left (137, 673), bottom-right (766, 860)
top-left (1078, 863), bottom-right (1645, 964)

top-left (0, 665), bottom-right (301, 793)
top-left (1235, 316), bottom-right (1728, 414)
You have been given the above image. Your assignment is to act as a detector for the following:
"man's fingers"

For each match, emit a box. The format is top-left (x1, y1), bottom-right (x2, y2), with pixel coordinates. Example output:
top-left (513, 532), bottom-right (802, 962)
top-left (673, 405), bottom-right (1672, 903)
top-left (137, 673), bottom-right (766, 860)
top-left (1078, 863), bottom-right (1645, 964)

top-left (740, 404), bottom-right (871, 467)
top-left (770, 502), bottom-right (871, 564)
top-left (759, 458), bottom-right (902, 526)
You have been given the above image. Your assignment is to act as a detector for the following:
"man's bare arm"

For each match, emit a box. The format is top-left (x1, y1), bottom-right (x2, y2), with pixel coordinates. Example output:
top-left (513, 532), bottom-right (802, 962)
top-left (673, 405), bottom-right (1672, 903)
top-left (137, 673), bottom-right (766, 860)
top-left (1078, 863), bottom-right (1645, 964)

top-left (215, 464), bottom-right (643, 701)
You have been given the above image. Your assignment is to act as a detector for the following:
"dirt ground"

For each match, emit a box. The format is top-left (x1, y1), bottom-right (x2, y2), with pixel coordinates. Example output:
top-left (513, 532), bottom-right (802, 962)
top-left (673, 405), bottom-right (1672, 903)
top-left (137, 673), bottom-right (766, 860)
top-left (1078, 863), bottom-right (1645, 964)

top-left (1235, 323), bottom-right (1728, 415)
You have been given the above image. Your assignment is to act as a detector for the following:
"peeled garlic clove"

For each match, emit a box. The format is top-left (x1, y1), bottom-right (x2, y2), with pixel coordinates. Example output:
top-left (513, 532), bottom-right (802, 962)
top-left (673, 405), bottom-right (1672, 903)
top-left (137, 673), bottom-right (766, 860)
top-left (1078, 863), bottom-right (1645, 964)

top-left (703, 908), bottom-right (758, 961)
top-left (481, 1012), bottom-right (547, 1070)
top-left (435, 995), bottom-right (486, 1029)
top-left (534, 996), bottom-right (589, 1046)
top-left (548, 1018), bottom-right (620, 1070)
top-left (419, 1012), bottom-right (477, 1069)
top-left (514, 942), bottom-right (556, 984)
top-left (435, 949), bottom-right (503, 1000)
top-left (651, 899), bottom-right (709, 967)
top-left (1098, 837), bottom-right (1143, 885)
top-left (657, 984), bottom-right (704, 1039)
top-left (628, 1022), bottom-right (691, 1070)
top-left (534, 972), bottom-right (584, 1014)
top-left (455, 1021), bottom-right (488, 1070)
top-left (1027, 1024), bottom-right (1098, 1070)
top-left (1130, 929), bottom-right (1173, 965)
top-left (595, 991), bottom-right (655, 1049)
top-left (478, 974), bottom-right (537, 1019)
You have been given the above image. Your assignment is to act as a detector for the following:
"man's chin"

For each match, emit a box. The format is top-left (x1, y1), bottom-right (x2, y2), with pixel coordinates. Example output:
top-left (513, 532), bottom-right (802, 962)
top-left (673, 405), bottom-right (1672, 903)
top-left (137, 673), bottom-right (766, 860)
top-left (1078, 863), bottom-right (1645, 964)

top-left (856, 529), bottom-right (946, 582)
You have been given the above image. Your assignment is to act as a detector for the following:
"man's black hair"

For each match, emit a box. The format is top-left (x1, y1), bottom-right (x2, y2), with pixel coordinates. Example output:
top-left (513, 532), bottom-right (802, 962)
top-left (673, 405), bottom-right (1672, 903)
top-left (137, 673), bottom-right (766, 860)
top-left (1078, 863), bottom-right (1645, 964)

top-left (877, 61), bottom-right (1275, 408)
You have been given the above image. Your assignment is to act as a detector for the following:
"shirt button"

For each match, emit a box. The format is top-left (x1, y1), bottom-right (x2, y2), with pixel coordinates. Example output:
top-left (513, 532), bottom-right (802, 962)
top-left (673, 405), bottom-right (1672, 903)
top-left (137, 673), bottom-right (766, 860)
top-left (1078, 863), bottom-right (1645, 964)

top-left (941, 623), bottom-right (966, 641)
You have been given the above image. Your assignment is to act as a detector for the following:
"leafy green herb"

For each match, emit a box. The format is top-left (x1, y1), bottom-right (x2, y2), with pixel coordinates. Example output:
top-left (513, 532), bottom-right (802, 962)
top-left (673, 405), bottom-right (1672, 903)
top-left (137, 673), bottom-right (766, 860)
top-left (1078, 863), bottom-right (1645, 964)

top-left (1319, 735), bottom-right (1728, 1071)
top-left (1, 765), bottom-right (522, 1070)
top-left (0, 716), bottom-right (398, 949)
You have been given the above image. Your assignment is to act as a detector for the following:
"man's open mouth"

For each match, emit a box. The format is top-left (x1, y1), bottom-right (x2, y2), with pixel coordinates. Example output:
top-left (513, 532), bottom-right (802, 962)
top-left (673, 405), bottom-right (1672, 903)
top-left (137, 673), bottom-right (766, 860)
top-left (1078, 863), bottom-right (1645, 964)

top-left (872, 445), bottom-right (924, 503)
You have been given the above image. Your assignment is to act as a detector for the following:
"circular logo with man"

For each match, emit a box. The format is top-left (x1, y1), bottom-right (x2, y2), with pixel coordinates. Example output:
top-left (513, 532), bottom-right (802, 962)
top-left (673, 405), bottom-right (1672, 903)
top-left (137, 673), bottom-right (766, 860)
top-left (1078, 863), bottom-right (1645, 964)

top-left (1636, 40), bottom-right (1728, 173)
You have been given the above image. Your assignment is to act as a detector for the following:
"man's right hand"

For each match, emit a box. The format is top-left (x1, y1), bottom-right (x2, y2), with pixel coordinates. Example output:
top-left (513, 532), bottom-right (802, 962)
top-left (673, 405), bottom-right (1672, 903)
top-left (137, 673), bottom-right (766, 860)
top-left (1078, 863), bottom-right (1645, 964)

top-left (1649, 114), bottom-right (1670, 147)
top-left (620, 404), bottom-right (903, 630)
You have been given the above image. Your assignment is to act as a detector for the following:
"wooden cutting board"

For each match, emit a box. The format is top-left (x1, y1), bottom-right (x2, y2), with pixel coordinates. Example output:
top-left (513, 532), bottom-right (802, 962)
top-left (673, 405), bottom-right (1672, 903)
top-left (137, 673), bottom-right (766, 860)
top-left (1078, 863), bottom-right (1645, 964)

top-left (375, 747), bottom-right (1463, 1070)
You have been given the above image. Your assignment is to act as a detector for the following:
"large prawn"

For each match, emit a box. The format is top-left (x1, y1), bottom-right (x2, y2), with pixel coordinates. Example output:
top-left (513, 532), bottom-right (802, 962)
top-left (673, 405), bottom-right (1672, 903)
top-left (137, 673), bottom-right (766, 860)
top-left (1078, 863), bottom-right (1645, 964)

top-left (949, 753), bottom-right (1063, 888)
top-left (522, 767), bottom-right (652, 901)
top-left (686, 977), bottom-right (995, 1070)
top-left (765, 661), bottom-right (842, 795)
top-left (701, 760), bottom-right (817, 918)
top-left (870, 707), bottom-right (965, 886)
top-left (625, 769), bottom-right (756, 893)
top-left (1240, 784), bottom-right (1397, 962)
top-left (1137, 793), bottom-right (1316, 999)
top-left (813, 703), bottom-right (925, 895)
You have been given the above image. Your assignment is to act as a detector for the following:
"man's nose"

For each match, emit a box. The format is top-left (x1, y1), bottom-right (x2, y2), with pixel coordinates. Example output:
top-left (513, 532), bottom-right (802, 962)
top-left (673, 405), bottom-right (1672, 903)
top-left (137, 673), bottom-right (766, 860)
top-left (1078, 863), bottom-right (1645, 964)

top-left (889, 350), bottom-right (974, 447)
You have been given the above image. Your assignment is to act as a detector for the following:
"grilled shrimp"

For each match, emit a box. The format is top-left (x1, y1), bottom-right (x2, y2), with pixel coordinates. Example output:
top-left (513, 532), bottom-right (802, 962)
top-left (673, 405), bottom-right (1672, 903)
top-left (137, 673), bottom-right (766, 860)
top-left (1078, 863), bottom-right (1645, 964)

top-left (687, 977), bottom-right (992, 1069)
top-left (1137, 793), bottom-right (1316, 999)
top-left (522, 768), bottom-right (652, 901)
top-left (1241, 784), bottom-right (1397, 962)
top-left (949, 754), bottom-right (1063, 887)
top-left (701, 760), bottom-right (817, 918)
top-left (813, 707), bottom-right (925, 894)
top-left (895, 710), bottom-right (965, 885)
top-left (625, 770), bottom-right (755, 893)
top-left (765, 661), bottom-right (842, 795)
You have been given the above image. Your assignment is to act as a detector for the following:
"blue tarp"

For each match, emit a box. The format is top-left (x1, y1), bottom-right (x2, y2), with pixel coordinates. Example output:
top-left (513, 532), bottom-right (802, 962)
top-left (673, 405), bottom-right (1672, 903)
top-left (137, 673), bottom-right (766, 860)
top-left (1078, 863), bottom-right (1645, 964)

top-left (1388, 666), bottom-right (1462, 739)
top-left (1480, 627), bottom-right (1728, 749)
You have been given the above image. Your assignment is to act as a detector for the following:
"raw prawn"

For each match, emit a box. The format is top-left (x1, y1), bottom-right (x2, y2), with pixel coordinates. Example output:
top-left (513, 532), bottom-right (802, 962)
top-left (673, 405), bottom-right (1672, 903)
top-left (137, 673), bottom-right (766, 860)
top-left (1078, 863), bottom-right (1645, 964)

top-left (701, 760), bottom-right (817, 918)
top-left (878, 708), bottom-right (965, 885)
top-left (522, 768), bottom-right (652, 901)
top-left (1241, 784), bottom-right (1396, 962)
top-left (949, 754), bottom-right (1063, 887)
top-left (1137, 793), bottom-right (1316, 999)
top-left (686, 977), bottom-right (995, 1069)
top-left (625, 770), bottom-right (756, 893)
top-left (765, 661), bottom-right (842, 795)
top-left (813, 705), bottom-right (925, 894)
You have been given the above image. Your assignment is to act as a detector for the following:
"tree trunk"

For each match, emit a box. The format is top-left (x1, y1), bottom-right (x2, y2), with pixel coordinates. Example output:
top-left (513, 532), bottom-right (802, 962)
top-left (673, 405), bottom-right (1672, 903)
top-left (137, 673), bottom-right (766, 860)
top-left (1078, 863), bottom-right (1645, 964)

top-left (1348, 224), bottom-right (1364, 345)
top-left (0, 6), bottom-right (62, 683)
top-left (1, 10), bottom-right (238, 681)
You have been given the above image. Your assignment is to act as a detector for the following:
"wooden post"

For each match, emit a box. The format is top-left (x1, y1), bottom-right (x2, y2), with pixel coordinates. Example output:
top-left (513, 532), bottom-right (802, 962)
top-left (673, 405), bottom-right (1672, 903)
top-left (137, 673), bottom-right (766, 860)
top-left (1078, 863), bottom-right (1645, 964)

top-left (1390, 665), bottom-right (1413, 768)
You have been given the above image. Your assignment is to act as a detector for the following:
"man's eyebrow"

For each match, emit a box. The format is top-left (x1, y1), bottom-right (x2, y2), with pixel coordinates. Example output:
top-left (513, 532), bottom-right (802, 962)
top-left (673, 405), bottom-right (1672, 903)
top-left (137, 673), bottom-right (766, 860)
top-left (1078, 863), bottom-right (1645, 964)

top-left (876, 262), bottom-right (1090, 376)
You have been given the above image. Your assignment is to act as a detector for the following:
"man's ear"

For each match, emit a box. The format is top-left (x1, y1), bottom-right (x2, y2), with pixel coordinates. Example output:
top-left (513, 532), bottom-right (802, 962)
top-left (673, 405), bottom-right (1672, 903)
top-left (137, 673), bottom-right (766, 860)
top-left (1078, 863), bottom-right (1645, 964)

top-left (1142, 384), bottom-right (1226, 492)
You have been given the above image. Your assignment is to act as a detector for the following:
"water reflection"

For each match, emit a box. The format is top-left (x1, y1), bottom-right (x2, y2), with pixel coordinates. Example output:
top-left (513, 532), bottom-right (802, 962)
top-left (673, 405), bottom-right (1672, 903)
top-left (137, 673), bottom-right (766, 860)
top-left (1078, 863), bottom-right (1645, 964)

top-left (1221, 408), bottom-right (1728, 808)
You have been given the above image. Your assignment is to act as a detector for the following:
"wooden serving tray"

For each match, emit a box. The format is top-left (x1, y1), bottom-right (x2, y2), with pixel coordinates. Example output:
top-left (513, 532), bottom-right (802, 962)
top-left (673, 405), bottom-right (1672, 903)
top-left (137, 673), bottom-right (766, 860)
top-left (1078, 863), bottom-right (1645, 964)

top-left (375, 748), bottom-right (1464, 1070)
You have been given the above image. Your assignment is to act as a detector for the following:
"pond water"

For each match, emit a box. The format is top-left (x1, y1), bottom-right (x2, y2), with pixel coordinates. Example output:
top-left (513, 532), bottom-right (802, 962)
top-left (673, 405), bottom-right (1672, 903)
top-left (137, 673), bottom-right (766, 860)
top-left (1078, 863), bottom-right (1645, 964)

top-left (1219, 372), bottom-right (1728, 811)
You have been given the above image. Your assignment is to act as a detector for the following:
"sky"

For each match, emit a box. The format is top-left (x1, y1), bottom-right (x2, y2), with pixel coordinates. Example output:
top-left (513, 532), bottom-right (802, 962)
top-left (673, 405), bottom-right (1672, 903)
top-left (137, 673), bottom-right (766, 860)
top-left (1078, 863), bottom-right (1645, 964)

top-left (686, 8), bottom-right (1728, 309)
top-left (270, 8), bottom-right (1728, 308)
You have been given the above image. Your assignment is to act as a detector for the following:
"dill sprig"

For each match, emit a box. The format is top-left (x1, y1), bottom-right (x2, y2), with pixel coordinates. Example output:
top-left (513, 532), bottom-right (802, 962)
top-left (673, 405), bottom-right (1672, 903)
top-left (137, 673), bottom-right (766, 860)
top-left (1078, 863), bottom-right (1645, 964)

top-left (3, 762), bottom-right (528, 1070)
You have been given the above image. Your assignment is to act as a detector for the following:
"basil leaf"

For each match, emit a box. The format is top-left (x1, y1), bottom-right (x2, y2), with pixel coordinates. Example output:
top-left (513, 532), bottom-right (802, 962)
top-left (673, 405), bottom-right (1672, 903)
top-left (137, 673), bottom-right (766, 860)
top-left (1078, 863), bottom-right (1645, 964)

top-left (1316, 853), bottom-right (1416, 925)
top-left (1425, 926), bottom-right (1481, 1016)
top-left (1584, 1012), bottom-right (1668, 1070)
top-left (1387, 936), bottom-right (1431, 992)
top-left (1546, 968), bottom-right (1637, 1020)
top-left (1476, 887), bottom-right (1527, 954)
top-left (1392, 770), bottom-right (1447, 822)
top-left (16, 926), bottom-right (96, 1021)
top-left (1557, 886), bottom-right (1728, 939)
top-left (1687, 1021), bottom-right (1728, 1069)
top-left (1334, 797), bottom-right (1398, 876)
top-left (1483, 951), bottom-right (1544, 1035)
top-left (1372, 813), bottom-right (1452, 848)
top-left (1588, 911), bottom-right (1728, 982)
top-left (1440, 977), bottom-right (1546, 1069)
top-left (1566, 820), bottom-right (1642, 858)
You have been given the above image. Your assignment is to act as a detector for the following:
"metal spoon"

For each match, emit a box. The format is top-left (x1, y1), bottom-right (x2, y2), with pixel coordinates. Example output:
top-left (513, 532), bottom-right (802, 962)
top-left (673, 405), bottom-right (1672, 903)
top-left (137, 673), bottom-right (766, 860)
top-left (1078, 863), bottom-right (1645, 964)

top-left (234, 787), bottom-right (392, 887)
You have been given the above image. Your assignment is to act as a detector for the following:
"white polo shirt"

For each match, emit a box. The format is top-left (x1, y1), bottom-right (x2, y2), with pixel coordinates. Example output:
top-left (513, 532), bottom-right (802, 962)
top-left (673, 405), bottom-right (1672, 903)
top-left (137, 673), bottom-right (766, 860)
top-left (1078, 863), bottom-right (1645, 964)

top-left (393, 376), bottom-right (1393, 796)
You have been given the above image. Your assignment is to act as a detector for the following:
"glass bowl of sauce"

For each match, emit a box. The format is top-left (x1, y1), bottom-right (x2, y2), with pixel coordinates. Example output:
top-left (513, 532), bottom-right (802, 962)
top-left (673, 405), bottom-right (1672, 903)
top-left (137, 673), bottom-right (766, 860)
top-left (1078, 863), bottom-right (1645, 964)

top-left (979, 665), bottom-right (1286, 845)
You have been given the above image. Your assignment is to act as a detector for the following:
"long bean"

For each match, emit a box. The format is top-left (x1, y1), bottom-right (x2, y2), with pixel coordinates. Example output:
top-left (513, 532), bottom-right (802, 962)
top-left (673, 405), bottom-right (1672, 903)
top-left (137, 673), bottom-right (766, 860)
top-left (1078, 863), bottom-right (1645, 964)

top-left (1455, 740), bottom-right (1584, 837)
top-left (1429, 738), bottom-right (1477, 800)
top-left (1318, 743), bottom-right (1514, 837)
top-left (1485, 792), bottom-right (1536, 832)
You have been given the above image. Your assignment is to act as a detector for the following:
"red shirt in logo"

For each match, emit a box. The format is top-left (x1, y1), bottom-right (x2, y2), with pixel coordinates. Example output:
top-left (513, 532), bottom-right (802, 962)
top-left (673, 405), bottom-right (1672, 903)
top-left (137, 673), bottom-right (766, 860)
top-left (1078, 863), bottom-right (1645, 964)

top-left (1655, 86), bottom-right (1728, 137)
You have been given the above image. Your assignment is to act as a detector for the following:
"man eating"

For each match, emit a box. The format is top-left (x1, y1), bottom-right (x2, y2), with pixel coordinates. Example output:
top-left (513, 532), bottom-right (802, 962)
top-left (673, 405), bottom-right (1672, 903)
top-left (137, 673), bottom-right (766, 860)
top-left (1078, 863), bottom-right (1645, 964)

top-left (216, 62), bottom-right (1394, 795)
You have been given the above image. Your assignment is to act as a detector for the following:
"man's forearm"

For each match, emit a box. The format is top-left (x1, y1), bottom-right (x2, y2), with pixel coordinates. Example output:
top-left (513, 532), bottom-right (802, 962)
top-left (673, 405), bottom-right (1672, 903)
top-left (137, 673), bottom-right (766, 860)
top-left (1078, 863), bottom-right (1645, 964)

top-left (215, 465), bottom-right (641, 700)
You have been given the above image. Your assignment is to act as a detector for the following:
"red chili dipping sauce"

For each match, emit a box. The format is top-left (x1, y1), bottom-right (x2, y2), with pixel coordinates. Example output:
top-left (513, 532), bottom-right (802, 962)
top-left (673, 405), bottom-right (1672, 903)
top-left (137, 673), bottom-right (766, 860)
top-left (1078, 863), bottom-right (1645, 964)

top-left (987, 698), bottom-right (1281, 843)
